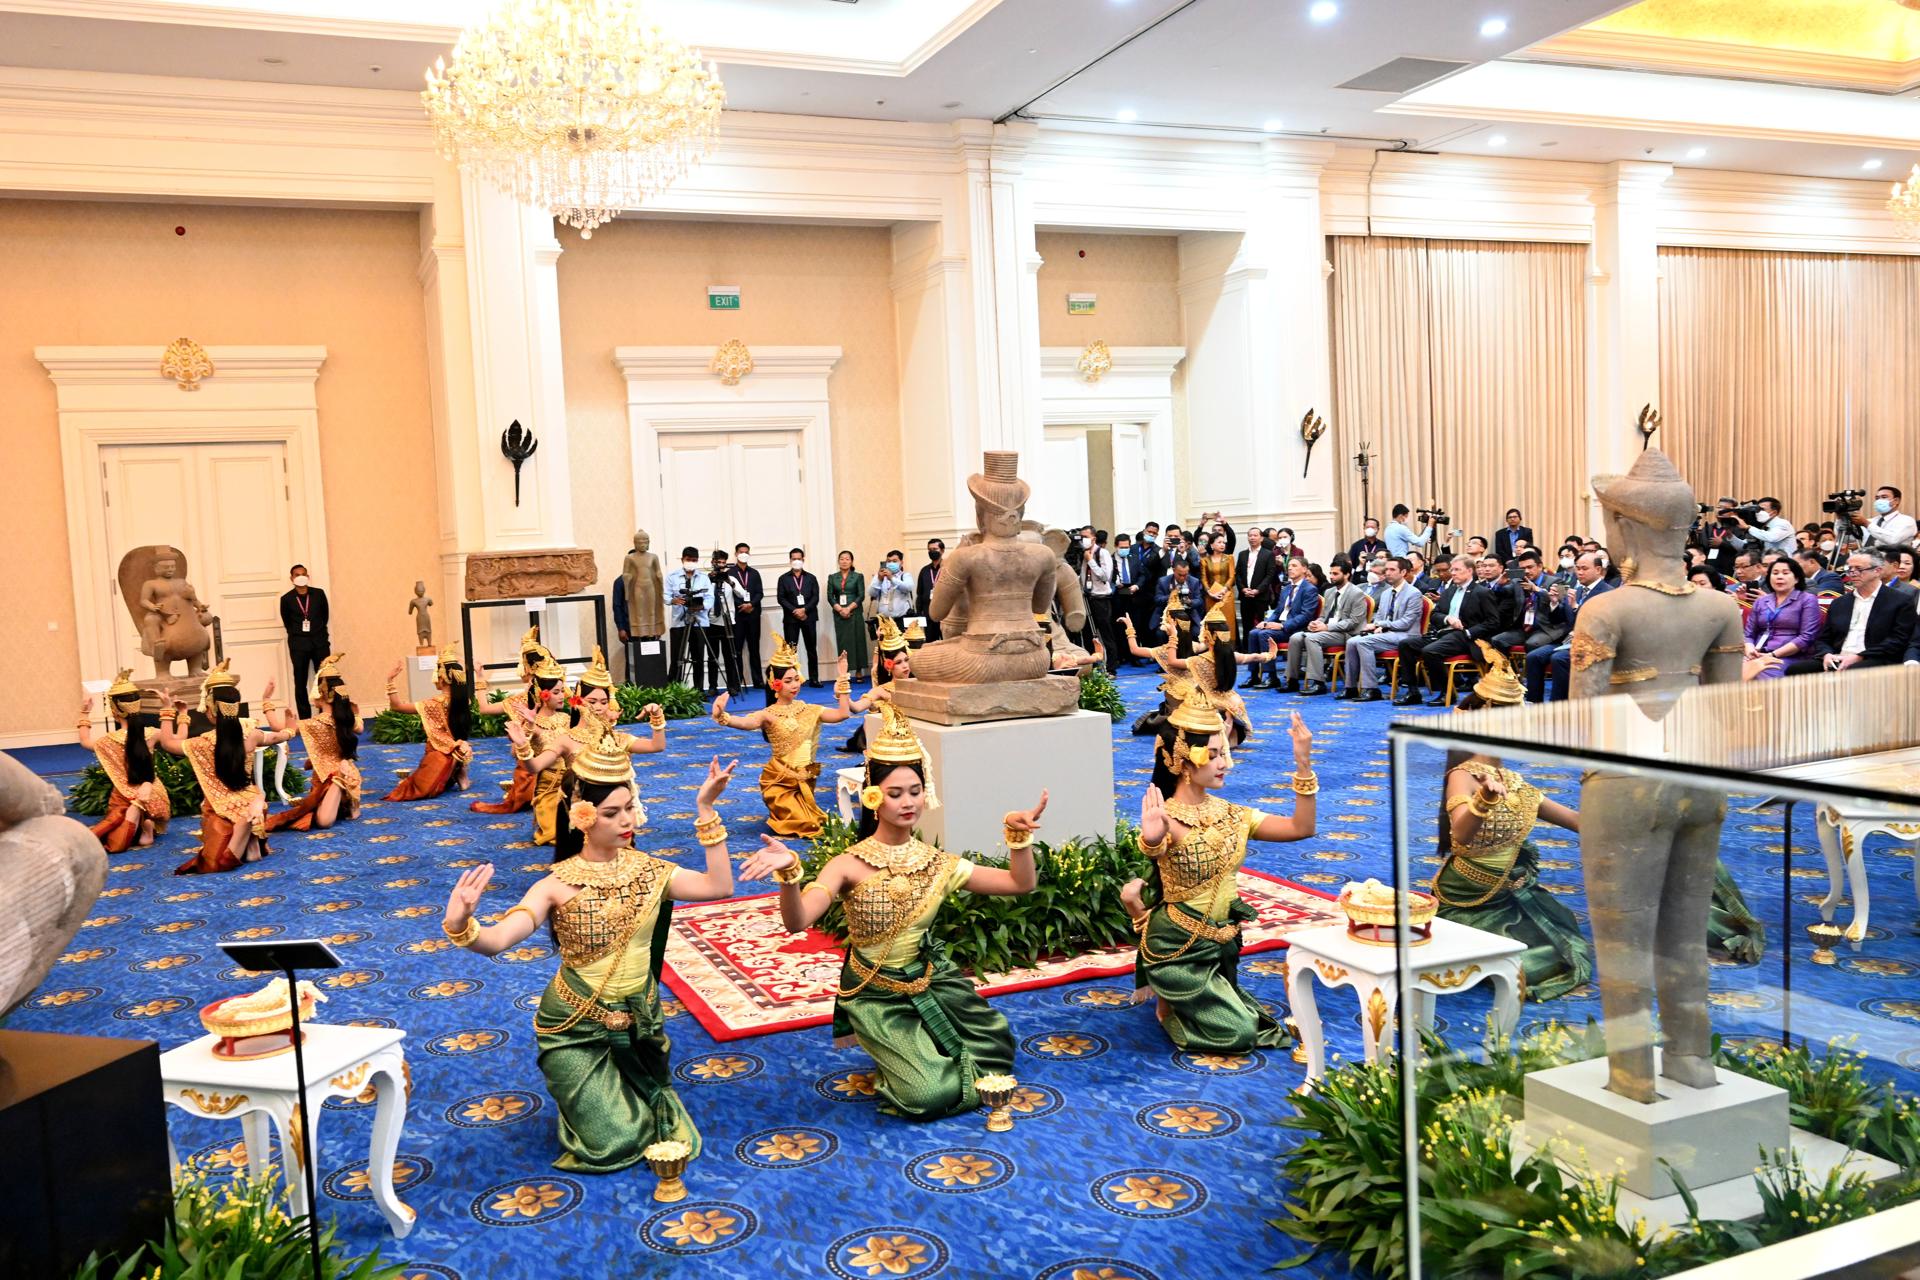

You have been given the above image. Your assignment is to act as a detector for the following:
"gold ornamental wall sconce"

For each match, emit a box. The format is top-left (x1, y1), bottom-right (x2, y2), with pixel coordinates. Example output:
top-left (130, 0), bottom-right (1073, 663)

top-left (1299, 408), bottom-right (1327, 478)
top-left (1076, 338), bottom-right (1112, 383)
top-left (1636, 403), bottom-right (1661, 451)
top-left (710, 338), bottom-right (753, 386)
top-left (161, 337), bottom-right (214, 391)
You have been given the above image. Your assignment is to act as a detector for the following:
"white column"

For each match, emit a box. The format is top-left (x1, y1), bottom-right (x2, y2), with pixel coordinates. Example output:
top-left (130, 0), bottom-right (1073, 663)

top-left (955, 120), bottom-right (1042, 466)
top-left (1588, 160), bottom-right (1672, 518)
top-left (891, 217), bottom-right (976, 542)
top-left (417, 182), bottom-right (482, 619)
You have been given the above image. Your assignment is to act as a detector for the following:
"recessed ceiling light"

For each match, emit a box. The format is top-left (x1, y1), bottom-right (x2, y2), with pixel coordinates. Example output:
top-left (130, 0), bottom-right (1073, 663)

top-left (1863, 158), bottom-right (1884, 171)
top-left (1116, 108), bottom-right (1139, 123)
top-left (1309, 1), bottom-right (1338, 23)
top-left (1686, 146), bottom-right (1707, 160)
top-left (1488, 134), bottom-right (1508, 147)
top-left (1263, 117), bottom-right (1285, 132)
top-left (1479, 17), bottom-right (1508, 37)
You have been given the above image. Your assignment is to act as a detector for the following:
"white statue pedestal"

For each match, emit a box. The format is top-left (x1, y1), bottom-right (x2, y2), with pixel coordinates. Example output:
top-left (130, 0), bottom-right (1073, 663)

top-left (404, 654), bottom-right (439, 706)
top-left (877, 709), bottom-right (1115, 856)
top-left (1523, 1050), bottom-right (1788, 1199)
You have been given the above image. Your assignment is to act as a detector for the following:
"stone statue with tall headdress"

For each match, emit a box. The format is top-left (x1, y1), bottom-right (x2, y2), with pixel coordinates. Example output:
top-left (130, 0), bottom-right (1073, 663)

top-left (117, 544), bottom-right (214, 679)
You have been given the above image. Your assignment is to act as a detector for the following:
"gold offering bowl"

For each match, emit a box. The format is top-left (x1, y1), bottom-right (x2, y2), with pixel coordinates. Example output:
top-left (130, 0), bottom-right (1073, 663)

top-left (1339, 888), bottom-right (1438, 946)
top-left (975, 1073), bottom-right (1018, 1133)
top-left (1805, 920), bottom-right (1845, 966)
top-left (643, 1140), bottom-right (691, 1202)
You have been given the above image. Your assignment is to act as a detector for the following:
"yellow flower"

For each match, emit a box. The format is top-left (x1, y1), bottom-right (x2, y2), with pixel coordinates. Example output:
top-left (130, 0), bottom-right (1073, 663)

top-left (1034, 1034), bottom-right (1096, 1057)
top-left (419, 980), bottom-right (474, 998)
top-left (436, 1031), bottom-right (499, 1052)
top-left (311, 900), bottom-right (354, 913)
top-left (921, 1154), bottom-right (997, 1186)
top-left (229, 926), bottom-right (277, 940)
top-left (162, 891), bottom-right (210, 902)
top-left (33, 990), bottom-right (92, 1007)
top-left (1186, 1053), bottom-right (1250, 1071)
top-left (201, 1141), bottom-right (250, 1169)
top-left (59, 949), bottom-right (110, 964)
top-left (846, 1234), bottom-right (927, 1276)
top-left (390, 906), bottom-right (436, 918)
top-left (125, 998), bottom-right (185, 1017)
top-left (662, 1208), bottom-right (738, 1246)
top-left (569, 800), bottom-right (599, 831)
top-left (384, 878), bottom-right (425, 888)
top-left (462, 1095), bottom-right (527, 1122)
top-left (831, 1071), bottom-right (877, 1097)
top-left (1110, 1174), bottom-right (1189, 1210)
top-left (1075, 989), bottom-right (1131, 1007)
top-left (489, 1184), bottom-right (566, 1219)
top-left (754, 1132), bottom-right (823, 1163)
top-left (1154, 1105), bottom-right (1223, 1134)
top-left (310, 876), bottom-right (350, 885)
top-left (690, 1056), bottom-right (753, 1079)
top-left (324, 971), bottom-right (376, 989)
top-left (342, 1161), bottom-right (415, 1193)
top-left (1007, 1087), bottom-right (1050, 1114)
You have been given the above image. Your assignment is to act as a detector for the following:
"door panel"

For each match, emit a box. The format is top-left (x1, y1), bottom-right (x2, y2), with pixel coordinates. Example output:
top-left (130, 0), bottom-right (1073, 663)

top-left (103, 449), bottom-right (196, 678)
top-left (1038, 427), bottom-right (1091, 532)
top-left (657, 433), bottom-right (734, 560)
top-left (733, 436), bottom-right (805, 557)
top-left (1112, 423), bottom-right (1148, 537)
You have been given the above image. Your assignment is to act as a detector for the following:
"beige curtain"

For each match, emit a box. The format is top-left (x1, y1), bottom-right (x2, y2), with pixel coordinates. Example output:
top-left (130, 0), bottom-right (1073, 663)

top-left (1330, 236), bottom-right (1589, 553)
top-left (1659, 246), bottom-right (1920, 525)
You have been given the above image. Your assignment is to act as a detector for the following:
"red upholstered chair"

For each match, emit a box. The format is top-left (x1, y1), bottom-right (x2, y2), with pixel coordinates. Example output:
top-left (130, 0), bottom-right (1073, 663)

top-left (1325, 595), bottom-right (1376, 692)
top-left (1383, 598), bottom-right (1436, 694)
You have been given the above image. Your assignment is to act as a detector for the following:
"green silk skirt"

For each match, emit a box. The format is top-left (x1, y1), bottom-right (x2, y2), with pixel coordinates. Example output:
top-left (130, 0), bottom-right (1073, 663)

top-left (1710, 858), bottom-right (1766, 966)
top-left (1133, 898), bottom-right (1288, 1052)
top-left (830, 936), bottom-right (1014, 1121)
top-left (1434, 841), bottom-right (1593, 1003)
top-left (534, 910), bottom-right (700, 1174)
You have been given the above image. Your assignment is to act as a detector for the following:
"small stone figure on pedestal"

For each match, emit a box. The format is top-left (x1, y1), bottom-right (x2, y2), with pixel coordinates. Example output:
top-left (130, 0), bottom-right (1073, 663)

top-left (118, 546), bottom-right (214, 680)
top-left (409, 581), bottom-right (434, 651)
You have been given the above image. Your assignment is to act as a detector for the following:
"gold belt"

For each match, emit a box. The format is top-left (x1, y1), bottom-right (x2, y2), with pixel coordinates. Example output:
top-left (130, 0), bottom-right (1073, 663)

top-left (1161, 906), bottom-right (1241, 943)
top-left (844, 947), bottom-right (934, 995)
top-left (540, 978), bottom-right (633, 1032)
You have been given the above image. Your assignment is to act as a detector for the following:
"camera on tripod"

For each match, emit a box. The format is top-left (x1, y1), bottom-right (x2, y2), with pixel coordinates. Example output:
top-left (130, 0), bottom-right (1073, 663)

top-left (1417, 506), bottom-right (1450, 524)
top-left (1718, 500), bottom-right (1767, 527)
top-left (1823, 489), bottom-right (1867, 518)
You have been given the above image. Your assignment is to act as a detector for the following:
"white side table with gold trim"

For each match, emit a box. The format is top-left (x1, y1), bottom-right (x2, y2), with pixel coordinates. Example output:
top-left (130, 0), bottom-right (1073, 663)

top-left (1284, 919), bottom-right (1526, 1084)
top-left (159, 1024), bottom-right (414, 1238)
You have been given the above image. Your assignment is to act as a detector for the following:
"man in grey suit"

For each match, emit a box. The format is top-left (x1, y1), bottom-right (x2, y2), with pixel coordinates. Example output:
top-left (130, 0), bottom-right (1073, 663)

top-left (1339, 556), bottom-right (1424, 702)
top-left (1281, 556), bottom-right (1368, 695)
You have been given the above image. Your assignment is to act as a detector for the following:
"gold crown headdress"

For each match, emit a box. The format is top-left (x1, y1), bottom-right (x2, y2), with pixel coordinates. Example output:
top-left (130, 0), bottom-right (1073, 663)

top-left (767, 635), bottom-right (800, 675)
top-left (435, 644), bottom-right (464, 683)
top-left (1470, 639), bottom-right (1525, 706)
top-left (518, 625), bottom-right (544, 654)
top-left (200, 658), bottom-right (239, 716)
top-left (876, 615), bottom-right (909, 654)
top-left (1161, 595), bottom-right (1191, 634)
top-left (1158, 686), bottom-right (1227, 775)
top-left (315, 652), bottom-right (346, 684)
top-left (903, 621), bottom-right (927, 646)
top-left (577, 645), bottom-right (614, 691)
top-left (572, 730), bottom-right (637, 787)
top-left (529, 651), bottom-right (567, 682)
top-left (1202, 600), bottom-right (1229, 629)
top-left (862, 702), bottom-right (940, 811)
top-left (107, 667), bottom-right (141, 700)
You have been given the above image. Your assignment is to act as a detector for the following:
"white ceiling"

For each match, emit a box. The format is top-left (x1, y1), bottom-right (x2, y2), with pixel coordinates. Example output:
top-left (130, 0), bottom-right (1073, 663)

top-left (0, 0), bottom-right (1912, 182)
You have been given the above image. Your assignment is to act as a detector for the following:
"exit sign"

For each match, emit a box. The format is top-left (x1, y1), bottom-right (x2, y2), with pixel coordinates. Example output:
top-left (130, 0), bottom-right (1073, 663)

top-left (708, 285), bottom-right (741, 310)
top-left (1067, 292), bottom-right (1097, 315)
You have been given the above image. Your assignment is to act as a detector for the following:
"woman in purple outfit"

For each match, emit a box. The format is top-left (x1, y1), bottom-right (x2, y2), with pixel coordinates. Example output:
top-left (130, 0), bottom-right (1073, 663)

top-left (1742, 557), bottom-right (1821, 680)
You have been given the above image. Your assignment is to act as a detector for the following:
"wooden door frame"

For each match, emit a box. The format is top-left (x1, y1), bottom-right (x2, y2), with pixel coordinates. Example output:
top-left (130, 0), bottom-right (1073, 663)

top-left (37, 345), bottom-right (330, 689)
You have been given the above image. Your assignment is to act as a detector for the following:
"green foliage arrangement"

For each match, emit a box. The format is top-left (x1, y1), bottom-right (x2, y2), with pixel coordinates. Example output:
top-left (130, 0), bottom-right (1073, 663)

top-left (67, 747), bottom-right (307, 819)
top-left (371, 683), bottom-right (705, 745)
top-left (1076, 663), bottom-right (1128, 722)
top-left (71, 1166), bottom-right (400, 1280)
top-left (1272, 1026), bottom-right (1920, 1280)
top-left (795, 814), bottom-right (1152, 975)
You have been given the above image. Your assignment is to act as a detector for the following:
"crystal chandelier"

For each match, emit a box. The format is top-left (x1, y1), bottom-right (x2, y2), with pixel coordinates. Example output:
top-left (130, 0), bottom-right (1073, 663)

top-left (1891, 163), bottom-right (1920, 240)
top-left (423, 0), bottom-right (725, 238)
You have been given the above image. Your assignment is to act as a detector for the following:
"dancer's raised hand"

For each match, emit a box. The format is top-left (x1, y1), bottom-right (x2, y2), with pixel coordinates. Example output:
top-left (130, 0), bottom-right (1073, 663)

top-left (444, 862), bottom-right (494, 928)
top-left (740, 835), bottom-right (801, 882)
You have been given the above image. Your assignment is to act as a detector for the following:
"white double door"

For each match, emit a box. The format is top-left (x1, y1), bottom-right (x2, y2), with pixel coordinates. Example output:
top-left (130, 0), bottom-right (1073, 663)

top-left (1038, 422), bottom-right (1150, 536)
top-left (102, 441), bottom-right (295, 699)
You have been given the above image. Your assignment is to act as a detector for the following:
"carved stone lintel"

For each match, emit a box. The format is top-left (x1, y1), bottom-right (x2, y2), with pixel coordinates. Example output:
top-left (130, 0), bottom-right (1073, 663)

top-left (464, 549), bottom-right (598, 602)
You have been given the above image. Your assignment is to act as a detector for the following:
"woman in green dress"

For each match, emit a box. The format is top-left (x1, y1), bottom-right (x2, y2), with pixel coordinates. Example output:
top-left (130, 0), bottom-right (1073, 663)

top-left (829, 550), bottom-right (869, 679)
top-left (439, 734), bottom-right (739, 1175)
top-left (741, 703), bottom-right (1048, 1121)
top-left (1433, 643), bottom-right (1592, 1002)
top-left (1119, 686), bottom-right (1314, 1052)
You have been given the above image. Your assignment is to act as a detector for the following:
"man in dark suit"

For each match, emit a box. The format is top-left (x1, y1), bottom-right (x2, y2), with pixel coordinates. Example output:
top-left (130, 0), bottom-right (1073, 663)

top-left (1783, 551), bottom-right (1916, 676)
top-left (915, 538), bottom-right (946, 642)
top-left (278, 563), bottom-right (331, 718)
top-left (1110, 531), bottom-right (1148, 669)
top-left (1393, 557), bottom-right (1498, 706)
top-left (1492, 509), bottom-right (1535, 565)
top-left (1489, 550), bottom-right (1560, 652)
top-left (1249, 557), bottom-right (1320, 690)
top-left (777, 547), bottom-right (823, 686)
top-left (1525, 552), bottom-right (1615, 701)
top-left (1151, 560), bottom-right (1205, 641)
top-left (1795, 550), bottom-right (1845, 596)
top-left (731, 542), bottom-right (766, 689)
top-left (1121, 531), bottom-right (1163, 658)
top-left (1234, 527), bottom-right (1277, 685)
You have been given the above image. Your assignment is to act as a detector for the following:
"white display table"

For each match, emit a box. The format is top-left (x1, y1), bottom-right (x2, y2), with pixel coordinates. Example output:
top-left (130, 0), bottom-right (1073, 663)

top-left (1285, 918), bottom-right (1525, 1083)
top-left (159, 1024), bottom-right (414, 1238)
top-left (1768, 746), bottom-right (1920, 946)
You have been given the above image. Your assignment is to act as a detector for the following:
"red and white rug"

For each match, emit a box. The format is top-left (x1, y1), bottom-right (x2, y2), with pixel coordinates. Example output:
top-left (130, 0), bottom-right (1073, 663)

top-left (661, 869), bottom-right (1341, 1042)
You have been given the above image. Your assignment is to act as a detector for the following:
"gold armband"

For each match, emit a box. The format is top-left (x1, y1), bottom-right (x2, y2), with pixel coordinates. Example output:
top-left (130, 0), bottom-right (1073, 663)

top-left (696, 823), bottom-right (729, 848)
top-left (511, 742), bottom-right (535, 763)
top-left (1468, 792), bottom-right (1496, 819)
top-left (772, 860), bottom-right (805, 885)
top-left (1139, 829), bottom-right (1171, 857)
top-left (1290, 771), bottom-right (1320, 796)
top-left (648, 709), bottom-right (667, 730)
top-left (501, 904), bottom-right (536, 930)
top-left (260, 699), bottom-right (280, 714)
top-left (1004, 825), bottom-right (1034, 851)
top-left (442, 917), bottom-right (480, 947)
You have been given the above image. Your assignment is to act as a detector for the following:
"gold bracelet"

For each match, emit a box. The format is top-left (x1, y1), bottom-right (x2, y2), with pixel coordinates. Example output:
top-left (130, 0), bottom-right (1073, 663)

top-left (386, 683), bottom-right (401, 695)
top-left (261, 699), bottom-right (279, 714)
top-left (511, 743), bottom-right (534, 762)
top-left (648, 711), bottom-right (667, 730)
top-left (1139, 830), bottom-right (1171, 857)
top-left (442, 917), bottom-right (479, 947)
top-left (772, 861), bottom-right (805, 885)
top-left (1003, 824), bottom-right (1034, 850)
top-left (1290, 771), bottom-right (1320, 796)
top-left (696, 825), bottom-right (729, 848)
top-left (1468, 793), bottom-right (1496, 819)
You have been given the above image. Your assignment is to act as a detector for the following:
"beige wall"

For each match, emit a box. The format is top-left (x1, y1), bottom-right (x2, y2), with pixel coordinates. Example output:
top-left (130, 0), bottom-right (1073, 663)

top-left (1035, 232), bottom-right (1183, 347)
top-left (557, 217), bottom-right (904, 596)
top-left (0, 198), bottom-right (439, 737)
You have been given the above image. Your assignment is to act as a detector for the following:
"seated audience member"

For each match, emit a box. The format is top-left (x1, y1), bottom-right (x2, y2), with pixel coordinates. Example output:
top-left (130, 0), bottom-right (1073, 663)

top-left (1492, 509), bottom-right (1534, 563)
top-left (1795, 550), bottom-right (1845, 595)
top-left (1726, 550), bottom-right (1765, 605)
top-left (1393, 556), bottom-right (1497, 707)
top-left (1476, 554), bottom-right (1522, 640)
top-left (1246, 557), bottom-right (1321, 689)
top-left (1882, 545), bottom-right (1917, 591)
top-left (1152, 558), bottom-right (1205, 639)
top-left (1271, 526), bottom-right (1306, 564)
top-left (1342, 557), bottom-right (1425, 702)
top-left (1742, 556), bottom-right (1821, 681)
top-left (1782, 550), bottom-right (1916, 676)
top-left (1363, 554), bottom-right (1391, 604)
top-left (1550, 543), bottom-right (1580, 586)
top-left (1689, 565), bottom-right (1727, 594)
top-left (1490, 550), bottom-right (1558, 653)
top-left (1407, 552), bottom-right (1440, 595)
top-left (1525, 552), bottom-right (1613, 702)
top-left (1281, 556), bottom-right (1367, 695)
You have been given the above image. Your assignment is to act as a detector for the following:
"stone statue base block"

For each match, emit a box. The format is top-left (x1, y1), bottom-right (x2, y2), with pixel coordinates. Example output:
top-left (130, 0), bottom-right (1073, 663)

top-left (887, 676), bottom-right (1080, 725)
top-left (133, 677), bottom-right (207, 711)
top-left (881, 709), bottom-right (1115, 855)
top-left (1522, 1050), bottom-right (1788, 1199)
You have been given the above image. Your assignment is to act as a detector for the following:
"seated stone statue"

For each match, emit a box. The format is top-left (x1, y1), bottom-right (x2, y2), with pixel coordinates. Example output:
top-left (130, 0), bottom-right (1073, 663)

top-left (117, 545), bottom-right (213, 679)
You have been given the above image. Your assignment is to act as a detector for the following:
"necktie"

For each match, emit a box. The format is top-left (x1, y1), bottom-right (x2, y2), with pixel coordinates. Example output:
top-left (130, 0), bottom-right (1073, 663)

top-left (1119, 557), bottom-right (1129, 586)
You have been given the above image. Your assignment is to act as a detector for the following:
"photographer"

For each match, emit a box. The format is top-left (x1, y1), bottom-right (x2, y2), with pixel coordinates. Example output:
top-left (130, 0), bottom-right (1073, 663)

top-left (1384, 503), bottom-right (1434, 558)
top-left (705, 550), bottom-right (748, 697)
top-left (1723, 496), bottom-right (1794, 557)
top-left (666, 546), bottom-right (711, 693)
top-left (1863, 486), bottom-right (1918, 551)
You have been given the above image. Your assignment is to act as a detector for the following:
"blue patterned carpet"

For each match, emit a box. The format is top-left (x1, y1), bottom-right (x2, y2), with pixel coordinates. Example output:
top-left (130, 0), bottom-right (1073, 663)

top-left (13, 667), bottom-right (1920, 1280)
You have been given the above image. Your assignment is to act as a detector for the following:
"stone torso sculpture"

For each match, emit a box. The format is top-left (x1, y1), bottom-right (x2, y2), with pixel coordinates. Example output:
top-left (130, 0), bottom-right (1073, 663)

top-left (117, 545), bottom-right (213, 679)
top-left (889, 454), bottom-right (1080, 724)
top-left (1568, 447), bottom-right (1745, 1103)
top-left (409, 581), bottom-right (434, 647)
top-left (623, 530), bottom-right (665, 639)
top-left (0, 750), bottom-right (106, 1017)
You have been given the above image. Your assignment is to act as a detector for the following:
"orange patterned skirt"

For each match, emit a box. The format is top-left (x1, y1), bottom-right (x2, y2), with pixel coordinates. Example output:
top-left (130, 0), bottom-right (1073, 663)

top-left (265, 769), bottom-right (359, 832)
top-left (386, 745), bottom-right (460, 802)
top-left (90, 786), bottom-right (170, 854)
top-left (470, 762), bottom-right (536, 814)
top-left (175, 804), bottom-right (268, 876)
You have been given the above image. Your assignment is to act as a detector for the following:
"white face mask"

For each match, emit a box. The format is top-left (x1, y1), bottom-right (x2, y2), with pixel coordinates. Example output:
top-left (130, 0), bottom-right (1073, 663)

top-left (1559, 556), bottom-right (1574, 569)
top-left (1277, 537), bottom-right (1291, 548)
top-left (1364, 527), bottom-right (1378, 539)
top-left (736, 553), bottom-right (748, 563)
top-left (1875, 499), bottom-right (1893, 515)
top-left (1367, 570), bottom-right (1381, 584)
top-left (1082, 537), bottom-right (1093, 549)
top-left (1819, 540), bottom-right (1836, 553)
top-left (791, 560), bottom-right (805, 572)
top-left (293, 575), bottom-right (310, 587)
top-left (682, 561), bottom-right (696, 571)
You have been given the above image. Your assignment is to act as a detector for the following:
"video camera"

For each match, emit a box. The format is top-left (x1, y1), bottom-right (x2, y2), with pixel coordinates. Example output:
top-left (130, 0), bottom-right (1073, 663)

top-left (1718, 500), bottom-right (1768, 528)
top-left (1417, 506), bottom-right (1450, 524)
top-left (1823, 489), bottom-right (1867, 519)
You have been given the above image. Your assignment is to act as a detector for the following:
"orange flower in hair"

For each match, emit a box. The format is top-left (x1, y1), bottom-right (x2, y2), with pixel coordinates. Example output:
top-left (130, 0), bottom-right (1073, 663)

top-left (569, 799), bottom-right (598, 832)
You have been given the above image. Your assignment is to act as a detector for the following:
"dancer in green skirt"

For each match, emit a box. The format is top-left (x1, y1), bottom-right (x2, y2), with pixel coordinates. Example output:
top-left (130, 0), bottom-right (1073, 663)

top-left (1120, 686), bottom-right (1315, 1052)
top-left (439, 733), bottom-right (740, 1174)
top-left (742, 702), bottom-right (1048, 1121)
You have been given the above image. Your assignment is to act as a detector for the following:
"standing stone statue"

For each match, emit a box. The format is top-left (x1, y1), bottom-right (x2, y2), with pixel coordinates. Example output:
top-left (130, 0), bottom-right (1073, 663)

top-left (622, 529), bottom-right (665, 639)
top-left (409, 581), bottom-right (434, 648)
top-left (890, 453), bottom-right (1079, 723)
top-left (1568, 447), bottom-right (1746, 1103)
top-left (116, 545), bottom-right (213, 680)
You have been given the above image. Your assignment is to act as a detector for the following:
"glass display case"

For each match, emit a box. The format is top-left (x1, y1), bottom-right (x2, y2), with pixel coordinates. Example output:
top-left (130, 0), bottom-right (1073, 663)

top-left (1374, 666), bottom-right (1920, 1279)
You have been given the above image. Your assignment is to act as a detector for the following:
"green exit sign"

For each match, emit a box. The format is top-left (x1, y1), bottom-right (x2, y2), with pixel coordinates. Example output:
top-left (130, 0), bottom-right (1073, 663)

top-left (1067, 292), bottom-right (1097, 315)
top-left (708, 285), bottom-right (741, 310)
